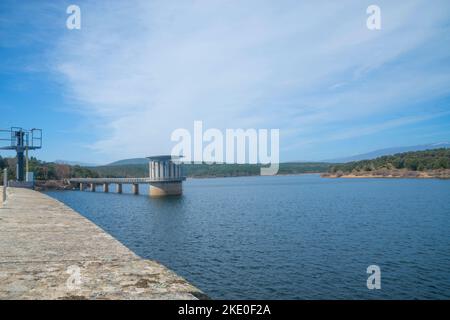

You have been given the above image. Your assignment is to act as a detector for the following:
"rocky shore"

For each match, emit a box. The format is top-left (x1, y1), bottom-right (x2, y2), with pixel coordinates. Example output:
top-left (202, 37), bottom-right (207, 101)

top-left (34, 180), bottom-right (75, 191)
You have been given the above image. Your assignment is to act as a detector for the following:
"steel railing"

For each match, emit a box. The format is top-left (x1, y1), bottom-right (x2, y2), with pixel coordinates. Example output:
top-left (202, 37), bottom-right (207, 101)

top-left (2, 168), bottom-right (7, 203)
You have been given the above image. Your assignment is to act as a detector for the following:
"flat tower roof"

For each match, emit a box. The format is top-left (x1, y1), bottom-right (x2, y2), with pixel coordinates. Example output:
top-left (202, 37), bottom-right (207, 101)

top-left (147, 155), bottom-right (183, 161)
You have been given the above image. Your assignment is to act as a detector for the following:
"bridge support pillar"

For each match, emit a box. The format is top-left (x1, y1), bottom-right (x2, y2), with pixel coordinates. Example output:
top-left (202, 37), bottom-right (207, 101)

top-left (149, 182), bottom-right (182, 197)
top-left (116, 183), bottom-right (122, 193)
top-left (132, 184), bottom-right (139, 195)
top-left (90, 183), bottom-right (95, 192)
top-left (103, 183), bottom-right (109, 193)
top-left (79, 183), bottom-right (84, 191)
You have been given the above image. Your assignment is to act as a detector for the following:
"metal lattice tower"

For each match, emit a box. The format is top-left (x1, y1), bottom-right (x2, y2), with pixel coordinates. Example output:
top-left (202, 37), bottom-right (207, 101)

top-left (0, 127), bottom-right (42, 181)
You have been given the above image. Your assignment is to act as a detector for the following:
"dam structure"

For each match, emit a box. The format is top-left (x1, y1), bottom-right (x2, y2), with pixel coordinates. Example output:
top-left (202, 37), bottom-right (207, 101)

top-left (70, 155), bottom-right (186, 197)
top-left (147, 155), bottom-right (184, 196)
top-left (0, 186), bottom-right (203, 299)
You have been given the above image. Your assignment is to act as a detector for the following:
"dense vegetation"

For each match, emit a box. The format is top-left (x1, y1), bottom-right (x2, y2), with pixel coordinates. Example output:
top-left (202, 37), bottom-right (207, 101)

top-left (0, 156), bottom-right (99, 180)
top-left (328, 148), bottom-right (450, 174)
top-left (1, 154), bottom-right (331, 180)
top-left (185, 162), bottom-right (331, 177)
top-left (89, 164), bottom-right (148, 178)
top-left (89, 162), bottom-right (332, 178)
top-left (3, 149), bottom-right (449, 181)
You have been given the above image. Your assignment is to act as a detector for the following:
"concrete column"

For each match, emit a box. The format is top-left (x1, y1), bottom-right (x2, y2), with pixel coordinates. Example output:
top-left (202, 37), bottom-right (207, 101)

top-left (79, 183), bottom-right (84, 191)
top-left (116, 183), bottom-right (122, 193)
top-left (103, 183), bottom-right (109, 193)
top-left (155, 162), bottom-right (159, 179)
top-left (90, 183), bottom-right (95, 192)
top-left (148, 161), bottom-right (153, 178)
top-left (152, 162), bottom-right (155, 179)
top-left (152, 161), bottom-right (156, 179)
top-left (150, 161), bottom-right (154, 179)
top-left (163, 161), bottom-right (166, 178)
top-left (159, 161), bottom-right (163, 179)
top-left (132, 183), bottom-right (139, 195)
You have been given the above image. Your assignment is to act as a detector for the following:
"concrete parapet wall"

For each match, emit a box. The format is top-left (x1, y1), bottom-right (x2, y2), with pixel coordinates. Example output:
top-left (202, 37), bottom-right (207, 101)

top-left (7, 181), bottom-right (34, 188)
top-left (0, 187), bottom-right (203, 299)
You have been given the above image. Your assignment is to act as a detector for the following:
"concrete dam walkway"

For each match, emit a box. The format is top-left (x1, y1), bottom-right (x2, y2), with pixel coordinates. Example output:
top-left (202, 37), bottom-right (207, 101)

top-left (0, 187), bottom-right (203, 299)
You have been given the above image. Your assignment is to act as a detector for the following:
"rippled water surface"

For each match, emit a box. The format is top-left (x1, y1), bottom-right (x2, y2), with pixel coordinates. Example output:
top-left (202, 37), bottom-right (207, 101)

top-left (46, 175), bottom-right (450, 299)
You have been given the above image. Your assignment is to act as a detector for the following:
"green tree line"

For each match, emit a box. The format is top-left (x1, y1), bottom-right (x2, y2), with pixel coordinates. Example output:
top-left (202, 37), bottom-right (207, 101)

top-left (1, 155), bottom-right (331, 180)
top-left (4, 149), bottom-right (448, 181)
top-left (88, 162), bottom-right (332, 178)
top-left (328, 148), bottom-right (450, 173)
top-left (0, 156), bottom-right (99, 180)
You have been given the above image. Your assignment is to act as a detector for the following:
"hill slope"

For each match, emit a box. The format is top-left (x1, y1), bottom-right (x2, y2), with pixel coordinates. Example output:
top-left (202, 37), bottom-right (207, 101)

top-left (324, 142), bottom-right (450, 163)
top-left (324, 148), bottom-right (450, 179)
top-left (89, 162), bottom-right (332, 178)
top-left (106, 158), bottom-right (148, 166)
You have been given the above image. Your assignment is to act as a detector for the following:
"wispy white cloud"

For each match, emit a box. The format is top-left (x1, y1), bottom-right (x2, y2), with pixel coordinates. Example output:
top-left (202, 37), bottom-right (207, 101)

top-left (50, 0), bottom-right (450, 161)
top-left (284, 111), bottom-right (450, 151)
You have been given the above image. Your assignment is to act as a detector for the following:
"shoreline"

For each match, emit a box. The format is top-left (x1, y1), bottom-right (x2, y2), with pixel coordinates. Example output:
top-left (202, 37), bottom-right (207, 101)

top-left (35, 173), bottom-right (325, 190)
top-left (187, 172), bottom-right (322, 179)
top-left (34, 170), bottom-right (450, 192)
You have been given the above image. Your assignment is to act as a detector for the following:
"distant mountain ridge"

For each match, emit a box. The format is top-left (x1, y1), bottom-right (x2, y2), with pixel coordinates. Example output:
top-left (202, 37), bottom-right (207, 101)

top-left (54, 160), bottom-right (98, 167)
top-left (75, 142), bottom-right (450, 167)
top-left (106, 158), bottom-right (148, 166)
top-left (324, 142), bottom-right (450, 163)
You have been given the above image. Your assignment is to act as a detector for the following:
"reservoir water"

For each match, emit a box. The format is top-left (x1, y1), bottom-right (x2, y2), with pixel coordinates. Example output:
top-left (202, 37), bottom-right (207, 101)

top-left (46, 174), bottom-right (450, 299)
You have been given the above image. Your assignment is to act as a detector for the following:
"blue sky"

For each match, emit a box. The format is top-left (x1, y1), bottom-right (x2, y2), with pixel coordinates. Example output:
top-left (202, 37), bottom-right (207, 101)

top-left (1, 0), bottom-right (450, 164)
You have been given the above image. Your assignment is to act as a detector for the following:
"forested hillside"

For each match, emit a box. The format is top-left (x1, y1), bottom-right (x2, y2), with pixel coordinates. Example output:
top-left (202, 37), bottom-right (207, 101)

top-left (0, 156), bottom-right (99, 180)
top-left (89, 162), bottom-right (332, 178)
top-left (324, 148), bottom-right (450, 178)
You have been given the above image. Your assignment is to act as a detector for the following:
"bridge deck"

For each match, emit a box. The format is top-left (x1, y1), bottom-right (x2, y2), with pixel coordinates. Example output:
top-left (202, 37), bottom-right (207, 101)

top-left (0, 187), bottom-right (203, 299)
top-left (70, 177), bottom-right (185, 184)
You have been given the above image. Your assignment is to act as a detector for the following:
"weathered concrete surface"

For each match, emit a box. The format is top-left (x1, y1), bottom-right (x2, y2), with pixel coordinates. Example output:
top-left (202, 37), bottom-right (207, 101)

top-left (0, 187), bottom-right (204, 299)
top-left (149, 182), bottom-right (183, 197)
